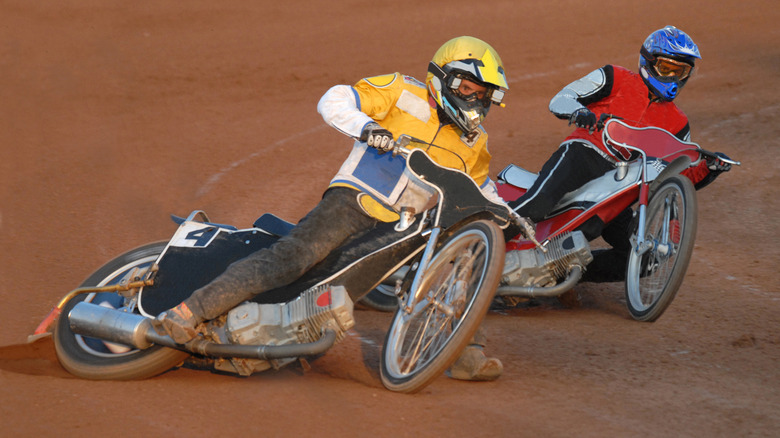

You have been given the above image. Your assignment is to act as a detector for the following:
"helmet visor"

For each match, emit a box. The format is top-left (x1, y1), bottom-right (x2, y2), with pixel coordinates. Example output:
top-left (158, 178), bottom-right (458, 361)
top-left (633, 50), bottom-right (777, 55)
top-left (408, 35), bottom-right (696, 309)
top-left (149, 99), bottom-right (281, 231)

top-left (653, 56), bottom-right (694, 81)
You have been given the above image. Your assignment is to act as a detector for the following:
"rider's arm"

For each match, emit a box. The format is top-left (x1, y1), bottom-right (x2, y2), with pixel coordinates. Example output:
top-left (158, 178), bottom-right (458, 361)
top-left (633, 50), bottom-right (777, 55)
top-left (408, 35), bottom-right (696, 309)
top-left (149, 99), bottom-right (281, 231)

top-left (549, 65), bottom-right (614, 119)
top-left (317, 85), bottom-right (374, 139)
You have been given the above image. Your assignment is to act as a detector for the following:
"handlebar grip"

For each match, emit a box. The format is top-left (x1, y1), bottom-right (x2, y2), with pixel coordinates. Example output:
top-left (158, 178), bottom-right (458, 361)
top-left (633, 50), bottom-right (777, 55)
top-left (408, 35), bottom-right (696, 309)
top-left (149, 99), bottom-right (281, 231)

top-left (699, 149), bottom-right (741, 166)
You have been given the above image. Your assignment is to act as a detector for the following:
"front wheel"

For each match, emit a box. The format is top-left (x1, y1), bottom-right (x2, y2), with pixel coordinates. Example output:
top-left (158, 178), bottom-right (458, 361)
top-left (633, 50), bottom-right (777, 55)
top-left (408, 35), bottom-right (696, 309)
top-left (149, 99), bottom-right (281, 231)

top-left (380, 220), bottom-right (505, 393)
top-left (625, 175), bottom-right (697, 321)
top-left (53, 242), bottom-right (190, 380)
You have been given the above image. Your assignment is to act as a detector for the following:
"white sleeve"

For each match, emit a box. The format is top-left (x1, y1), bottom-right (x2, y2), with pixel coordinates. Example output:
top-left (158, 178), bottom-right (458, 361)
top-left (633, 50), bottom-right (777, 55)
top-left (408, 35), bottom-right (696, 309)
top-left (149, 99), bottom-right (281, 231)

top-left (317, 85), bottom-right (374, 139)
top-left (548, 68), bottom-right (607, 119)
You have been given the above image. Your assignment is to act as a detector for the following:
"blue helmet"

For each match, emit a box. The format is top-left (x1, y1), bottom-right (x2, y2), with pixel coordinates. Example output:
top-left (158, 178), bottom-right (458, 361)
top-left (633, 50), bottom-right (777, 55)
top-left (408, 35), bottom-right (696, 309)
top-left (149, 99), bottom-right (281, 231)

top-left (638, 26), bottom-right (701, 101)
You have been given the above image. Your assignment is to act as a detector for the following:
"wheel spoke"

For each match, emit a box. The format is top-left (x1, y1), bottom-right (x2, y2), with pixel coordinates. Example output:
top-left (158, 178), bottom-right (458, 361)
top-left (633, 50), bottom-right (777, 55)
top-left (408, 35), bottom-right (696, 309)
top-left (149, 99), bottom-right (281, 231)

top-left (402, 310), bottom-right (451, 374)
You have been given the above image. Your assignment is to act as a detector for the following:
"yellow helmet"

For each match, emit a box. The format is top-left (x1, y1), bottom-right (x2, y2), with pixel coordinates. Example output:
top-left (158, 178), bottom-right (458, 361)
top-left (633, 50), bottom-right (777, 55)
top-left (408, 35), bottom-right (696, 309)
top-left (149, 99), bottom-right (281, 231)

top-left (426, 36), bottom-right (509, 133)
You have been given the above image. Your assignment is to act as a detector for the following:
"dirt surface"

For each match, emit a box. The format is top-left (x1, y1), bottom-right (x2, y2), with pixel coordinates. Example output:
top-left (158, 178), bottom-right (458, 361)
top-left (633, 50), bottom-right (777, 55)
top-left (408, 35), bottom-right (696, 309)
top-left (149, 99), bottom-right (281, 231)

top-left (1, 1), bottom-right (778, 436)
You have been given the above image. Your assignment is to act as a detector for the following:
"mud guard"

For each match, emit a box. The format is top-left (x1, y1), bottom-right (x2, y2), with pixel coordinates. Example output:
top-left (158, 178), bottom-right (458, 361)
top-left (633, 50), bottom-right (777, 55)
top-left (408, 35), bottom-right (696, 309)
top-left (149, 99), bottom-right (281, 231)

top-left (406, 149), bottom-right (511, 228)
top-left (140, 230), bottom-right (279, 316)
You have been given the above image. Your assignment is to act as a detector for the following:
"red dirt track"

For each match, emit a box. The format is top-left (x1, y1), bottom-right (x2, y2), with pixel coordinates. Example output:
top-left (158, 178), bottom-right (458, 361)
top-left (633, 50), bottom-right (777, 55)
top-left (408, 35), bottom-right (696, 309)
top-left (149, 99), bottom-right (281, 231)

top-left (1, 1), bottom-right (778, 436)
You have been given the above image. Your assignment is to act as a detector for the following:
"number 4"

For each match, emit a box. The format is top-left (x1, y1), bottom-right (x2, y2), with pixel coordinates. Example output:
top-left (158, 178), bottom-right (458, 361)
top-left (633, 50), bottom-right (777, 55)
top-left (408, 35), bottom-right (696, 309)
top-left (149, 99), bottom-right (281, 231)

top-left (185, 227), bottom-right (217, 247)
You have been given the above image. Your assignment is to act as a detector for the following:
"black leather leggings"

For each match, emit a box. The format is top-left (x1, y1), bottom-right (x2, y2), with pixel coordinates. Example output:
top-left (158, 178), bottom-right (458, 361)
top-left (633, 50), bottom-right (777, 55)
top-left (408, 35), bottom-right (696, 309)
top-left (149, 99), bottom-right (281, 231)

top-left (184, 187), bottom-right (377, 320)
top-left (508, 142), bottom-right (614, 223)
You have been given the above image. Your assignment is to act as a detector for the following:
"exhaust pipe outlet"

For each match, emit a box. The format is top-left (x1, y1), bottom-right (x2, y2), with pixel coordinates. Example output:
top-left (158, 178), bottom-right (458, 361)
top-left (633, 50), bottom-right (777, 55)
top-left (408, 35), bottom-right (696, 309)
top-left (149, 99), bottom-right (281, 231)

top-left (68, 301), bottom-right (168, 349)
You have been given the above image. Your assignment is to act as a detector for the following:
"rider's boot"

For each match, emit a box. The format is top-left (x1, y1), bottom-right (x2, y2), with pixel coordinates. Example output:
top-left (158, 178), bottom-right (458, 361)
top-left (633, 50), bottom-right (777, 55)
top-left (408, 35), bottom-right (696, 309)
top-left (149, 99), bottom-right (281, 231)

top-left (446, 327), bottom-right (503, 381)
top-left (152, 302), bottom-right (201, 344)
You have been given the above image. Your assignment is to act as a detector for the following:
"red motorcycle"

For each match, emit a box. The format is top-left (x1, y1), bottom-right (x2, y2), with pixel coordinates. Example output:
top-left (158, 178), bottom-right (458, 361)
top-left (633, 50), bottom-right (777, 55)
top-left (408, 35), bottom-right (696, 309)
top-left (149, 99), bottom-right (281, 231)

top-left (361, 117), bottom-right (738, 321)
top-left (493, 117), bottom-right (739, 321)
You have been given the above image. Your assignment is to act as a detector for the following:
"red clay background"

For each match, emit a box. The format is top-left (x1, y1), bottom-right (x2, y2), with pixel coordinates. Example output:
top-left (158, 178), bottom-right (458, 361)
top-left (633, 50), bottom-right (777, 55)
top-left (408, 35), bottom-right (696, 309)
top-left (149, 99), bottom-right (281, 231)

top-left (1, 1), bottom-right (778, 436)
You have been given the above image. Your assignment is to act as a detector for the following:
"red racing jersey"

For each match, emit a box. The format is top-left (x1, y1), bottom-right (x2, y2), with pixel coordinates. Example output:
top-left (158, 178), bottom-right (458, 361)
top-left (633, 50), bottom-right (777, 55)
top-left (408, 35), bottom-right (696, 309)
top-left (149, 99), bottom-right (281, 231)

top-left (551, 65), bottom-right (711, 186)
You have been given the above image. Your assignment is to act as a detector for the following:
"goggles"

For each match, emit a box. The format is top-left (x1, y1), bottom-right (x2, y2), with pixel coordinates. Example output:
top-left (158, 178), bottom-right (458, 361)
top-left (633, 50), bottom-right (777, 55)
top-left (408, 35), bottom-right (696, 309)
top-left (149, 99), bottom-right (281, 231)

top-left (653, 56), bottom-right (694, 81)
top-left (449, 73), bottom-right (506, 107)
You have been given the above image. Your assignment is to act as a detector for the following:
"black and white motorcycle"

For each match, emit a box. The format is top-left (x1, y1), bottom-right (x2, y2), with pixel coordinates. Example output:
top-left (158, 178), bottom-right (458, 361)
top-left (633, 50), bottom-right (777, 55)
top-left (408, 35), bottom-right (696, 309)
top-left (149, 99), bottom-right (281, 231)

top-left (33, 135), bottom-right (532, 393)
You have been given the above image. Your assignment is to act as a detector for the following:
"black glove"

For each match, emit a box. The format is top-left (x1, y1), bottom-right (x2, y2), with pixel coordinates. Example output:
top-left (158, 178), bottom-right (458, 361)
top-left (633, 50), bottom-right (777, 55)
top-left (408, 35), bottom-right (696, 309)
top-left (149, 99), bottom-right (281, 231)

top-left (359, 122), bottom-right (395, 152)
top-left (569, 108), bottom-right (598, 134)
top-left (707, 152), bottom-right (732, 173)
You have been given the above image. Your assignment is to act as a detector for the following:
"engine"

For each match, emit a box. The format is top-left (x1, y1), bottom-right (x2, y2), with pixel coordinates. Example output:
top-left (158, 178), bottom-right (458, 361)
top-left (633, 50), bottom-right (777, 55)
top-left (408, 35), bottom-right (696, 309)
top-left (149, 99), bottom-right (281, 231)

top-left (211, 285), bottom-right (355, 375)
top-left (501, 231), bottom-right (593, 288)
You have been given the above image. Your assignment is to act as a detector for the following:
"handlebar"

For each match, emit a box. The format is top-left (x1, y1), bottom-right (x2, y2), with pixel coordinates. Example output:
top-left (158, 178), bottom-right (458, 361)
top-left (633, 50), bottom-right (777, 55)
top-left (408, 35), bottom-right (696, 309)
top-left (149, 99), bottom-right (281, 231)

top-left (698, 148), bottom-right (741, 166)
top-left (595, 113), bottom-right (622, 132)
top-left (391, 134), bottom-right (423, 158)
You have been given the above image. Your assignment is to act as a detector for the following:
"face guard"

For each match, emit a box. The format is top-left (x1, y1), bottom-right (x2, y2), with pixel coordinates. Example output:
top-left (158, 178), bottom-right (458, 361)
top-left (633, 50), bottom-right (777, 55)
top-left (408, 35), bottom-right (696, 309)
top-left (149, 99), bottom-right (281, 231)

top-left (426, 36), bottom-right (509, 133)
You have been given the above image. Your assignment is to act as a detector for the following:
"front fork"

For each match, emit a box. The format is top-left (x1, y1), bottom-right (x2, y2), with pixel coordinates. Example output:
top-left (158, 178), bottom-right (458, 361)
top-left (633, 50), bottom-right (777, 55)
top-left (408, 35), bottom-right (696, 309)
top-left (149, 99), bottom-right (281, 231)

top-left (632, 180), bottom-right (649, 249)
top-left (401, 227), bottom-right (442, 314)
top-left (632, 181), bottom-right (674, 260)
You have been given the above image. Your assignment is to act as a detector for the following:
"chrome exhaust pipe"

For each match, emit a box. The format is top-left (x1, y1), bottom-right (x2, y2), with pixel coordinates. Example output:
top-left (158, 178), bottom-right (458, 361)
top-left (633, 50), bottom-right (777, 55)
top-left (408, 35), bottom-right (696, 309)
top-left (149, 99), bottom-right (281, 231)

top-left (68, 302), bottom-right (337, 359)
top-left (496, 265), bottom-right (584, 298)
top-left (68, 302), bottom-right (175, 349)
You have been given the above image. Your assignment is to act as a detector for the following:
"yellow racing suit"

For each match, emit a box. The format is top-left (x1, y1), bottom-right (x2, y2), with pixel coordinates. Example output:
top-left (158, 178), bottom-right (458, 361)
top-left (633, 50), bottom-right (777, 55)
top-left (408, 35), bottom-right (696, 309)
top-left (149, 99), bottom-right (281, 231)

top-left (318, 72), bottom-right (499, 221)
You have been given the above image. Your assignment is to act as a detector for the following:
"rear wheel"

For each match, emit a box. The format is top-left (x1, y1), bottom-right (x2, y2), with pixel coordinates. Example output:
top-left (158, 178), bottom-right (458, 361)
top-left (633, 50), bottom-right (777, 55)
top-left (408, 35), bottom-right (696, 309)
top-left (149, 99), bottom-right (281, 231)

top-left (625, 176), bottom-right (697, 321)
top-left (359, 284), bottom-right (399, 312)
top-left (380, 220), bottom-right (504, 393)
top-left (53, 242), bottom-right (190, 380)
top-left (358, 266), bottom-right (407, 312)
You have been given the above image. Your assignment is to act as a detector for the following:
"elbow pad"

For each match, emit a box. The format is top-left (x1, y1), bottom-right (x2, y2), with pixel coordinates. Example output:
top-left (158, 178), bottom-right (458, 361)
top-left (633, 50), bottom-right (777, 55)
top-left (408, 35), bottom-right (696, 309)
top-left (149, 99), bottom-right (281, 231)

top-left (549, 68), bottom-right (607, 119)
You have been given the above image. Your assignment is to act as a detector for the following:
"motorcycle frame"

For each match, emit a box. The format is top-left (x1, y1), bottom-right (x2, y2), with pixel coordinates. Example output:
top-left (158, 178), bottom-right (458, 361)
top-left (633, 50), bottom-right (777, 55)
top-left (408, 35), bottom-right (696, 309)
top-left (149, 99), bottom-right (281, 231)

top-left (501, 119), bottom-right (707, 255)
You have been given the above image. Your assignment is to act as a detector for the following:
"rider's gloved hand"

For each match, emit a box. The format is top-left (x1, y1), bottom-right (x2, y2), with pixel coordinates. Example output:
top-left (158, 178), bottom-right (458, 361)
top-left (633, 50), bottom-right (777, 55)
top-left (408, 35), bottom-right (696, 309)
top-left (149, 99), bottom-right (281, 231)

top-left (569, 108), bottom-right (598, 134)
top-left (360, 122), bottom-right (395, 153)
top-left (707, 152), bottom-right (732, 173)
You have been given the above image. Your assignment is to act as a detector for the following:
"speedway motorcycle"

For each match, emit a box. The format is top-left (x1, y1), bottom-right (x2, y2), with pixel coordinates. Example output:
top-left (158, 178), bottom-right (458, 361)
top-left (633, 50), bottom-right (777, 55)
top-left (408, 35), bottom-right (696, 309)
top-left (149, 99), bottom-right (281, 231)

top-left (31, 135), bottom-right (530, 394)
top-left (363, 118), bottom-right (739, 322)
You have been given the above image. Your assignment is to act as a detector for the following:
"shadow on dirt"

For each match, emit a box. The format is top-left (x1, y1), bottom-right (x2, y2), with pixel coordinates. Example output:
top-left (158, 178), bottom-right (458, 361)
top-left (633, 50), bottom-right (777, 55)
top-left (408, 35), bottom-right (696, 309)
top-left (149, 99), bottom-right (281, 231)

top-left (0, 337), bottom-right (73, 378)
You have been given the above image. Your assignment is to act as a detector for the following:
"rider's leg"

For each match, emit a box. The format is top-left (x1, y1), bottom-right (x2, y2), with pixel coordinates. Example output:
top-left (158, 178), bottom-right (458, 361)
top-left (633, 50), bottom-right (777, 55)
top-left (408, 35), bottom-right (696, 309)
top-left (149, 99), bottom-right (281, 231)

top-left (601, 207), bottom-right (634, 252)
top-left (154, 187), bottom-right (377, 343)
top-left (508, 142), bottom-right (614, 223)
top-left (447, 326), bottom-right (503, 381)
top-left (582, 207), bottom-right (634, 283)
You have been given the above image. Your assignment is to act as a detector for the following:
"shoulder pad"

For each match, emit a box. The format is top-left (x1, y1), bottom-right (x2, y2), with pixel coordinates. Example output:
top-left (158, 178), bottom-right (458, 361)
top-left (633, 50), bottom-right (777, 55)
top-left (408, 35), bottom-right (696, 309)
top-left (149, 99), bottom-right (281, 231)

top-left (363, 73), bottom-right (399, 88)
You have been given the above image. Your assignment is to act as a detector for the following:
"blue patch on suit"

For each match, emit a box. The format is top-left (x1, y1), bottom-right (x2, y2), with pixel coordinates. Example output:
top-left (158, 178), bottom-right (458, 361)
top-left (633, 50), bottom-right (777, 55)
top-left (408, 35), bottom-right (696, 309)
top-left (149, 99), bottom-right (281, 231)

top-left (352, 148), bottom-right (406, 198)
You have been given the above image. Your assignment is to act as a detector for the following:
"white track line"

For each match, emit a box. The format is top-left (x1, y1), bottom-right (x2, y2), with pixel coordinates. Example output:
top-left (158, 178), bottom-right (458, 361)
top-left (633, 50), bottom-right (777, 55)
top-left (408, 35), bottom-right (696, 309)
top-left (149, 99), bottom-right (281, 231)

top-left (196, 125), bottom-right (327, 197)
